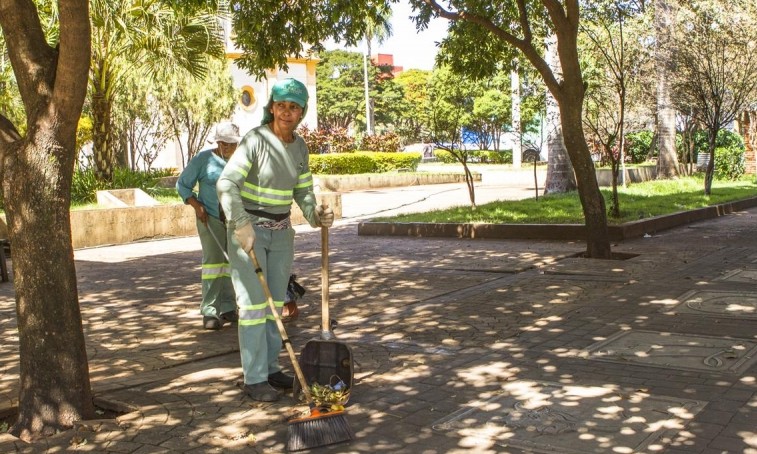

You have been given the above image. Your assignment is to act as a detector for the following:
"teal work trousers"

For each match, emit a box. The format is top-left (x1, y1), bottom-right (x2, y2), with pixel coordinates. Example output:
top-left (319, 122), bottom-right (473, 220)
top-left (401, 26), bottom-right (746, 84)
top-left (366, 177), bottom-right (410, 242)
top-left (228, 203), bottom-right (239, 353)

top-left (197, 216), bottom-right (236, 318)
top-left (228, 225), bottom-right (295, 385)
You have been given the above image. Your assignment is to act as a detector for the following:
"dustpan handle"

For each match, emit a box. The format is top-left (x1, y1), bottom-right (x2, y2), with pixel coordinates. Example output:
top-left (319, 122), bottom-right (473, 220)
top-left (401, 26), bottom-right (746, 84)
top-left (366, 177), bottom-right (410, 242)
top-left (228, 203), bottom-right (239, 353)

top-left (320, 226), bottom-right (333, 340)
top-left (248, 248), bottom-right (314, 404)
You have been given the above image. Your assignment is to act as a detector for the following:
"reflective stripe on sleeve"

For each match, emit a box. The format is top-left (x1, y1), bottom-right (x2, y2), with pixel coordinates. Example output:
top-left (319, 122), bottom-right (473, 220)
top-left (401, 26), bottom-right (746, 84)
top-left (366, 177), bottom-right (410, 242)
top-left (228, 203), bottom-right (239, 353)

top-left (295, 172), bottom-right (313, 189)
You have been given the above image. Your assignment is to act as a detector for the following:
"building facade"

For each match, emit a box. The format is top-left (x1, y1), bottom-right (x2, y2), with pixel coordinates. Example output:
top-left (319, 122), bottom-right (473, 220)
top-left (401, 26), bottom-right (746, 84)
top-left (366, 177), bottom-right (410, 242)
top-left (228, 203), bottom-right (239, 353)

top-left (153, 19), bottom-right (319, 171)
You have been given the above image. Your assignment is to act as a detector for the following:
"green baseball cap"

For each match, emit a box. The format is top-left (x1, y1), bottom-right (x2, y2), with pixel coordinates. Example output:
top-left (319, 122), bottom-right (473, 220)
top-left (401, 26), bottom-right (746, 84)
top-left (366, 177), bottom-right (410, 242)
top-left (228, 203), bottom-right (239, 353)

top-left (261, 78), bottom-right (309, 125)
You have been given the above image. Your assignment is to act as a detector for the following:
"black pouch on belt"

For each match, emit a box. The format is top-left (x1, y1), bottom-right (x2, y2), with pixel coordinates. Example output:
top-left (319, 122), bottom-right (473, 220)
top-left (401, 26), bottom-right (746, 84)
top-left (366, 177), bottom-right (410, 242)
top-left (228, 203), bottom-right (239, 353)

top-left (245, 209), bottom-right (291, 222)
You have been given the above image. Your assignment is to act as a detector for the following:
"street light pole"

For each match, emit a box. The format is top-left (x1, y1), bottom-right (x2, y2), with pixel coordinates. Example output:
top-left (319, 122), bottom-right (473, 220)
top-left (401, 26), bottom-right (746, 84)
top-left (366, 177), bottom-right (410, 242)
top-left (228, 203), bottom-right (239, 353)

top-left (363, 39), bottom-right (373, 136)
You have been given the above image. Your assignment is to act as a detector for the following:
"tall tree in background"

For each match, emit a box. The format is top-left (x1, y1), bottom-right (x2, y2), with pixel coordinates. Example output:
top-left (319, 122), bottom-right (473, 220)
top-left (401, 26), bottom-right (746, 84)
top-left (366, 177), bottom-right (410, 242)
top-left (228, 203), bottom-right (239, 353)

top-left (416, 0), bottom-right (611, 257)
top-left (111, 73), bottom-right (170, 171)
top-left (156, 56), bottom-right (237, 167)
top-left (428, 66), bottom-right (479, 207)
top-left (316, 50), bottom-right (367, 130)
top-left (394, 69), bottom-right (432, 142)
top-left (673, 0), bottom-right (757, 194)
top-left (316, 49), bottom-right (405, 133)
top-left (89, 0), bottom-right (224, 182)
top-left (582, 1), bottom-right (647, 216)
top-left (363, 11), bottom-right (392, 135)
top-left (0, 0), bottom-right (95, 440)
top-left (468, 71), bottom-right (511, 151)
top-left (654, 0), bottom-right (679, 178)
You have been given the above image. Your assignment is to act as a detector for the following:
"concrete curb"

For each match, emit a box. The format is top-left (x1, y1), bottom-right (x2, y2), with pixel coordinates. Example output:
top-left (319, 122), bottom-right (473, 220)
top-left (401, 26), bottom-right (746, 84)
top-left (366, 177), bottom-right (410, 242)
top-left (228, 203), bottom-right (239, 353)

top-left (315, 172), bottom-right (481, 192)
top-left (357, 196), bottom-right (757, 241)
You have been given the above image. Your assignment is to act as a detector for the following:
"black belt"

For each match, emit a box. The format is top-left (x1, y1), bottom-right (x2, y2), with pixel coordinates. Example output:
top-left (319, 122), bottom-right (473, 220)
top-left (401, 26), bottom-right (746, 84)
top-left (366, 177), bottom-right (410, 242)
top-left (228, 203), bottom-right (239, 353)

top-left (245, 209), bottom-right (291, 222)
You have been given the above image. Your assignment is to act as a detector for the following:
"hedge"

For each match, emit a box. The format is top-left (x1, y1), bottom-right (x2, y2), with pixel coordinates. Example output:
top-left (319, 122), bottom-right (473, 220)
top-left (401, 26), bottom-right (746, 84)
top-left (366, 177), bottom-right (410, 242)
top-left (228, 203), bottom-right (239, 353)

top-left (309, 151), bottom-right (421, 175)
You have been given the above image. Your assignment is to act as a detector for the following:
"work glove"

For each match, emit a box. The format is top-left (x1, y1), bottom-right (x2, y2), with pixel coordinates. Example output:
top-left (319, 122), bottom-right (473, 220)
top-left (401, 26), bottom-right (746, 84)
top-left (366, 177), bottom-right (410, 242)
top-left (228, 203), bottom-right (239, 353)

top-left (234, 222), bottom-right (255, 253)
top-left (316, 205), bottom-right (334, 228)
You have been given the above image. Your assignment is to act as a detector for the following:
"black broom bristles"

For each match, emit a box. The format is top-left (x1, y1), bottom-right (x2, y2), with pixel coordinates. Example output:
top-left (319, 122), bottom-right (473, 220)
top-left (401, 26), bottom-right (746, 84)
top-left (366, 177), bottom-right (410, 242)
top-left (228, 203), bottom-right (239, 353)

top-left (287, 410), bottom-right (355, 452)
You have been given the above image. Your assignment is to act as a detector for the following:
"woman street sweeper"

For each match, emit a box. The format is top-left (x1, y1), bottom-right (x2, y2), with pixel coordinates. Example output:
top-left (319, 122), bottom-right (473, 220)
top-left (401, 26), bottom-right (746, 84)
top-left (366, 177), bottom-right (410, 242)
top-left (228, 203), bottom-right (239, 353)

top-left (217, 78), bottom-right (334, 402)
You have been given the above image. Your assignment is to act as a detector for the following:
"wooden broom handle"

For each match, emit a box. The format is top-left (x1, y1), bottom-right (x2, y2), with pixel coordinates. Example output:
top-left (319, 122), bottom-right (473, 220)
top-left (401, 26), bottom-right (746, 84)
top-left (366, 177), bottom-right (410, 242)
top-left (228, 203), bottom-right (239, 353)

top-left (320, 226), bottom-right (333, 340)
top-left (249, 249), bottom-right (314, 403)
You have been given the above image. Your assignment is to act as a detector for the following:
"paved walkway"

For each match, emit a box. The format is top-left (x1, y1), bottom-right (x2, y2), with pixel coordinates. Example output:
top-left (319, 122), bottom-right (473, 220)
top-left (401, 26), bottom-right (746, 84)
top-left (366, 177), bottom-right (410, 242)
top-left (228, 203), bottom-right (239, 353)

top-left (0, 174), bottom-right (756, 453)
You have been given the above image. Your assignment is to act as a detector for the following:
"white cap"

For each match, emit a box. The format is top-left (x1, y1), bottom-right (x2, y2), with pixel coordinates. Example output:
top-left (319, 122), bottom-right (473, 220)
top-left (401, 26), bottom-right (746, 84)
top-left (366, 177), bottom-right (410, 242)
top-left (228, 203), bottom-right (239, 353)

top-left (211, 122), bottom-right (241, 144)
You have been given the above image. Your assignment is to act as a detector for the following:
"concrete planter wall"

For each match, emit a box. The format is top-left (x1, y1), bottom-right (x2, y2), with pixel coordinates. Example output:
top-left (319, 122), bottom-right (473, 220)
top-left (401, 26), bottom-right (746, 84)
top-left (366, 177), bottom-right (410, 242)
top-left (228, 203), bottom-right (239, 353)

top-left (595, 166), bottom-right (657, 186)
top-left (0, 192), bottom-right (341, 250)
top-left (314, 172), bottom-right (480, 192)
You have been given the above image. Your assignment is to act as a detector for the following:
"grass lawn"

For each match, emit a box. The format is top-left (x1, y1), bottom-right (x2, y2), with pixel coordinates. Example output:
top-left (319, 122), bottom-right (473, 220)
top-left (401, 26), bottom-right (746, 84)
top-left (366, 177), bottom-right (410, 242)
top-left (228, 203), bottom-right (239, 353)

top-left (374, 176), bottom-right (757, 225)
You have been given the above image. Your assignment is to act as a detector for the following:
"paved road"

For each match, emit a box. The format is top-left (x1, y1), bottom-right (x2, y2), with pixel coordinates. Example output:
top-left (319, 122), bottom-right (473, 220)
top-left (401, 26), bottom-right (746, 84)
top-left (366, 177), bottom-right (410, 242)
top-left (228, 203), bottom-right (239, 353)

top-left (340, 166), bottom-right (547, 222)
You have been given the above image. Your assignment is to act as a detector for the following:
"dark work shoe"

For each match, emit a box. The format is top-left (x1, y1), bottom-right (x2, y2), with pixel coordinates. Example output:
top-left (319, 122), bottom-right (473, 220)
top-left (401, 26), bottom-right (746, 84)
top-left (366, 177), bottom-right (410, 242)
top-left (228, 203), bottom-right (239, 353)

top-left (220, 311), bottom-right (239, 323)
top-left (203, 316), bottom-right (223, 330)
top-left (268, 371), bottom-right (294, 389)
top-left (244, 382), bottom-right (280, 402)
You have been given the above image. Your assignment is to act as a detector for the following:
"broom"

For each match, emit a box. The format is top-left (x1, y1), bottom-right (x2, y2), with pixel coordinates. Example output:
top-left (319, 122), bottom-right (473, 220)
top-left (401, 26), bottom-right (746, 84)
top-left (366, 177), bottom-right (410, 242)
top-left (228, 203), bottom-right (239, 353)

top-left (247, 248), bottom-right (355, 452)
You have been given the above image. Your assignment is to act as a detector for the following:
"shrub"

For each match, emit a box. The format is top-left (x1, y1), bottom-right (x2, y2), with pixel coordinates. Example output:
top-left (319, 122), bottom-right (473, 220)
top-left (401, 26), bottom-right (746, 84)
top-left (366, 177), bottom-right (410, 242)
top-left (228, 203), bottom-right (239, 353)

top-left (692, 130), bottom-right (744, 161)
top-left (309, 152), bottom-right (421, 175)
top-left (71, 168), bottom-right (104, 204)
top-left (714, 146), bottom-right (745, 180)
top-left (472, 150), bottom-right (512, 164)
top-left (434, 149), bottom-right (509, 164)
top-left (433, 150), bottom-right (457, 163)
top-left (625, 131), bottom-right (654, 163)
top-left (310, 153), bottom-right (376, 174)
top-left (359, 132), bottom-right (402, 153)
top-left (70, 167), bottom-right (176, 205)
top-left (370, 152), bottom-right (421, 172)
top-left (298, 126), bottom-right (356, 154)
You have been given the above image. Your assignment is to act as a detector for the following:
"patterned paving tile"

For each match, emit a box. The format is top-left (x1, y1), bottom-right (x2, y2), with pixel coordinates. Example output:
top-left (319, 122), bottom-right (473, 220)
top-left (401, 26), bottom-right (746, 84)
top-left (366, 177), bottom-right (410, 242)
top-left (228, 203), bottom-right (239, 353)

top-left (716, 268), bottom-right (757, 284)
top-left (432, 380), bottom-right (706, 454)
top-left (661, 290), bottom-right (757, 320)
top-left (582, 330), bottom-right (757, 375)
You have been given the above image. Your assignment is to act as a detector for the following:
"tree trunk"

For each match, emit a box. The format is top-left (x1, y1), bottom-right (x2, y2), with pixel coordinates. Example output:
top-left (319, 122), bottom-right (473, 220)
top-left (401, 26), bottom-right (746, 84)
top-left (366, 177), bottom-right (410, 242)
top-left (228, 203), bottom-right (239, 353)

top-left (704, 127), bottom-right (718, 195)
top-left (463, 161), bottom-right (476, 209)
top-left (6, 137), bottom-right (95, 441)
top-left (511, 59), bottom-right (522, 169)
top-left (0, 0), bottom-right (95, 440)
top-left (363, 37), bottom-right (373, 135)
top-left (560, 100), bottom-right (611, 258)
top-left (544, 33), bottom-right (577, 194)
top-left (655, 0), bottom-right (679, 178)
top-left (549, 13), bottom-right (610, 259)
top-left (91, 87), bottom-right (114, 181)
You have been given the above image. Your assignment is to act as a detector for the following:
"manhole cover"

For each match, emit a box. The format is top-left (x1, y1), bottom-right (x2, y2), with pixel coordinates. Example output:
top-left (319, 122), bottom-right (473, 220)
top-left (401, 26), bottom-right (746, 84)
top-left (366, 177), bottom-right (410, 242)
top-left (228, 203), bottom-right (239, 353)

top-left (432, 380), bottom-right (705, 454)
top-left (663, 290), bottom-right (757, 319)
top-left (582, 330), bottom-right (757, 374)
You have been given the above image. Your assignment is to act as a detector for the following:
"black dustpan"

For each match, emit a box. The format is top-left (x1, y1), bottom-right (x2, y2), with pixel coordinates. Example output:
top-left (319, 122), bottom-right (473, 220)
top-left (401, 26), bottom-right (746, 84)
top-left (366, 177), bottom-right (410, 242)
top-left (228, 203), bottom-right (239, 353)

top-left (294, 226), bottom-right (354, 405)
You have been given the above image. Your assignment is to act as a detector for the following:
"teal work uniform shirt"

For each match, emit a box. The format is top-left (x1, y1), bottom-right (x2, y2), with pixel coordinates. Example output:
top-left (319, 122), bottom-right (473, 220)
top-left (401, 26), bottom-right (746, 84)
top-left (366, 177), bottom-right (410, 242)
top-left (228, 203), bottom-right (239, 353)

top-left (176, 149), bottom-right (227, 220)
top-left (217, 125), bottom-right (319, 228)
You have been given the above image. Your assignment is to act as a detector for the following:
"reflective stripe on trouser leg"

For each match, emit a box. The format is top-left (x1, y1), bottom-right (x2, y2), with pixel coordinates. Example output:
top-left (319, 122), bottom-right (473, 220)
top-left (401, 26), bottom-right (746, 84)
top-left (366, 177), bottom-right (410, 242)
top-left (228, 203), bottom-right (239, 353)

top-left (197, 216), bottom-right (236, 317)
top-left (228, 225), bottom-right (295, 385)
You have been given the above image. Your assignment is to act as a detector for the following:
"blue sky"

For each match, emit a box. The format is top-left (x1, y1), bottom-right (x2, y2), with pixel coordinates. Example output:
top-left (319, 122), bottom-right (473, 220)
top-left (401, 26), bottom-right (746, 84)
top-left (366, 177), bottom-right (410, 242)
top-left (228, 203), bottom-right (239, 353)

top-left (325, 1), bottom-right (449, 71)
